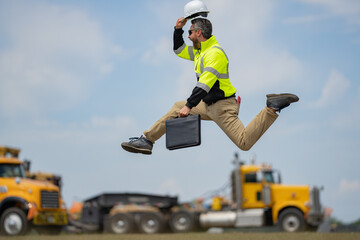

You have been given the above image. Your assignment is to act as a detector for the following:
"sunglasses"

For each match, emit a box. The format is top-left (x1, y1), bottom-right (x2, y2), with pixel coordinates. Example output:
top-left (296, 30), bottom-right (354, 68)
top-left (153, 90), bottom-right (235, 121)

top-left (188, 29), bottom-right (201, 36)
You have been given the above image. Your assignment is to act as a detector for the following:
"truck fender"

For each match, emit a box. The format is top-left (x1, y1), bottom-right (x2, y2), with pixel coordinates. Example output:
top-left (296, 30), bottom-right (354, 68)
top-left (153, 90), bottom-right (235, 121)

top-left (272, 201), bottom-right (306, 224)
top-left (0, 197), bottom-right (29, 215)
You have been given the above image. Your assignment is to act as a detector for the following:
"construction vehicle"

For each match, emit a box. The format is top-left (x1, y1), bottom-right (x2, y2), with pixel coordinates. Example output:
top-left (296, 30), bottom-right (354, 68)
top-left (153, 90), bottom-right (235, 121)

top-left (0, 146), bottom-right (68, 236)
top-left (23, 160), bottom-right (63, 191)
top-left (71, 153), bottom-right (324, 234)
top-left (194, 153), bottom-right (324, 232)
top-left (68, 193), bottom-right (179, 234)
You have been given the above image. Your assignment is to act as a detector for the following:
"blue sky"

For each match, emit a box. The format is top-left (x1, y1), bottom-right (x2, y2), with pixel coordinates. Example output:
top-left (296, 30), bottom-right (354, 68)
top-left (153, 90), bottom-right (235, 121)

top-left (1, 0), bottom-right (360, 223)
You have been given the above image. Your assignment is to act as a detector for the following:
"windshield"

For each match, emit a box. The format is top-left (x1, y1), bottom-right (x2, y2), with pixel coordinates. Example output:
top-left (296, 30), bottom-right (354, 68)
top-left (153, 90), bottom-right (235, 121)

top-left (0, 164), bottom-right (26, 178)
top-left (264, 171), bottom-right (275, 183)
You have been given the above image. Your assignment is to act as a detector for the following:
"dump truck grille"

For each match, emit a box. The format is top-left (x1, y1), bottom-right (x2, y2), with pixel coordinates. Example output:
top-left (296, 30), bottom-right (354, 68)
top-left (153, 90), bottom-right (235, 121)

top-left (41, 191), bottom-right (59, 209)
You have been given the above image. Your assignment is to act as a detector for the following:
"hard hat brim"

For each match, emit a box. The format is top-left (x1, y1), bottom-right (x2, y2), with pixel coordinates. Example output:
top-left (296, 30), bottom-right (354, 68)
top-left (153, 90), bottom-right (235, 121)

top-left (184, 11), bottom-right (209, 20)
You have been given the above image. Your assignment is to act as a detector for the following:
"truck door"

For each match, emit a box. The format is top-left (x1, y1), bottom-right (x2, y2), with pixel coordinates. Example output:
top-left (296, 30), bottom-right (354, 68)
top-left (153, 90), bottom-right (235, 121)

top-left (242, 171), bottom-right (267, 209)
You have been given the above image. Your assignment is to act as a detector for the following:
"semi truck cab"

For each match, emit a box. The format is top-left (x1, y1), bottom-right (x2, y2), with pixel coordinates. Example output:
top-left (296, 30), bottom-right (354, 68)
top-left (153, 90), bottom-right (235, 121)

top-left (227, 158), bottom-right (324, 231)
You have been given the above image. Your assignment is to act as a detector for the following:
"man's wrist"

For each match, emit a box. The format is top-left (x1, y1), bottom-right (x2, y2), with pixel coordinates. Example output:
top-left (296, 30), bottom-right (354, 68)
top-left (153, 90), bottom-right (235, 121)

top-left (185, 102), bottom-right (193, 109)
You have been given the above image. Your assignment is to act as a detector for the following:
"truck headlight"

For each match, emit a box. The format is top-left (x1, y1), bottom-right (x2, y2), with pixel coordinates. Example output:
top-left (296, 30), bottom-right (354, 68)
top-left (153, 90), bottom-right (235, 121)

top-left (0, 185), bottom-right (8, 193)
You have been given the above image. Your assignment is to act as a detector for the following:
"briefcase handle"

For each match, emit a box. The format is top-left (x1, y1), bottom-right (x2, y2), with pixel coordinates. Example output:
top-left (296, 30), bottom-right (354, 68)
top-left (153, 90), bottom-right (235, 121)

top-left (173, 114), bottom-right (195, 119)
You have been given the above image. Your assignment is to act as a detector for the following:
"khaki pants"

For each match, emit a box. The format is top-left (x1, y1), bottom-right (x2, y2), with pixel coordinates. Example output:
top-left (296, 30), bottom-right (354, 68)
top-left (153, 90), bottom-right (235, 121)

top-left (144, 98), bottom-right (278, 151)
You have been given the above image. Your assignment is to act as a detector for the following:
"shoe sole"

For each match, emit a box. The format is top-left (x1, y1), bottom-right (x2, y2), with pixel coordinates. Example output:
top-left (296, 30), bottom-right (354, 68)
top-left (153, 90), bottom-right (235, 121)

top-left (121, 143), bottom-right (152, 155)
top-left (266, 93), bottom-right (299, 102)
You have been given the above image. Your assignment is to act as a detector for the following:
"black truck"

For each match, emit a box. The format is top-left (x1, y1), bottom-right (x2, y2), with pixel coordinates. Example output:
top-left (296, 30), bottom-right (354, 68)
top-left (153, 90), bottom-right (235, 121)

top-left (68, 192), bottom-right (197, 234)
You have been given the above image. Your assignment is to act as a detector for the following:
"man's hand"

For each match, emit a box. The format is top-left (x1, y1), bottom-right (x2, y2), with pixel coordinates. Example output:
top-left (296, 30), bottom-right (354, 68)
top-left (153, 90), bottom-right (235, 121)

top-left (175, 17), bottom-right (187, 29)
top-left (178, 105), bottom-right (191, 118)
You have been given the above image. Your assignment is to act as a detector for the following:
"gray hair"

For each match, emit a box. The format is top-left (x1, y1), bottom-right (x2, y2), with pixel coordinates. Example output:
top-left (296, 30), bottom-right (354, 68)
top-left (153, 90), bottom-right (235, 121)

top-left (191, 18), bottom-right (212, 39)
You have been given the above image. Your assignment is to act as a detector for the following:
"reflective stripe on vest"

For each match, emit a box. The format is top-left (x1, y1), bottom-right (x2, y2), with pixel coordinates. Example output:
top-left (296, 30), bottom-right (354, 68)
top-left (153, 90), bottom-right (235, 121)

top-left (196, 81), bottom-right (211, 92)
top-left (188, 46), bottom-right (194, 61)
top-left (199, 46), bottom-right (229, 79)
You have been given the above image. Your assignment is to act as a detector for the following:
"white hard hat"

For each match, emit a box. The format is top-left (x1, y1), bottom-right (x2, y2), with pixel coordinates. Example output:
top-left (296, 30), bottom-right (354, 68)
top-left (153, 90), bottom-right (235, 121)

top-left (184, 0), bottom-right (210, 20)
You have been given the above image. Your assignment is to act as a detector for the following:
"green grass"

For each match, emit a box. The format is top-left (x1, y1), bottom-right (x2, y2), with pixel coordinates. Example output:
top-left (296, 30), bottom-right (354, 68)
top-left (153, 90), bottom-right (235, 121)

top-left (2, 232), bottom-right (360, 240)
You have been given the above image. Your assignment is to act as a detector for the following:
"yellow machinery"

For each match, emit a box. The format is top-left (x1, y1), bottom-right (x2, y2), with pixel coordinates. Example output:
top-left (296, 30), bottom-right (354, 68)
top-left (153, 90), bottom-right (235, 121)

top-left (73, 154), bottom-right (324, 234)
top-left (23, 160), bottom-right (63, 191)
top-left (196, 153), bottom-right (324, 232)
top-left (168, 153), bottom-right (323, 233)
top-left (0, 146), bottom-right (68, 236)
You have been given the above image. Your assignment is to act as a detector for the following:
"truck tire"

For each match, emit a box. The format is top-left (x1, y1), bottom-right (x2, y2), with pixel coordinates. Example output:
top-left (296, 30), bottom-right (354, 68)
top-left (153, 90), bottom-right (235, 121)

top-left (107, 213), bottom-right (135, 234)
top-left (278, 208), bottom-right (305, 232)
top-left (0, 207), bottom-right (28, 236)
top-left (169, 211), bottom-right (196, 233)
top-left (137, 212), bottom-right (165, 234)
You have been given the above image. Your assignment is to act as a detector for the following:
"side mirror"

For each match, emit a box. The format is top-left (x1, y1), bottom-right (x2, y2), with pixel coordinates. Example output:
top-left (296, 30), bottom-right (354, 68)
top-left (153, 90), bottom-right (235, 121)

top-left (23, 159), bottom-right (31, 172)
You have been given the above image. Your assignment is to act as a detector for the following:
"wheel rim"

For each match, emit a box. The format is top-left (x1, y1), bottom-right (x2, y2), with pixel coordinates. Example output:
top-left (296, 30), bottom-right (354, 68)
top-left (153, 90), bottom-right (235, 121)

top-left (141, 217), bottom-right (159, 233)
top-left (112, 217), bottom-right (128, 234)
top-left (283, 215), bottom-right (300, 232)
top-left (4, 213), bottom-right (23, 235)
top-left (173, 215), bottom-right (190, 231)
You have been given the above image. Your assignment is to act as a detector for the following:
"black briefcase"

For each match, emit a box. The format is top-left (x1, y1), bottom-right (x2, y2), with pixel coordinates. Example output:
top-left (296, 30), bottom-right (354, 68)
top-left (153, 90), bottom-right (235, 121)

top-left (165, 115), bottom-right (201, 150)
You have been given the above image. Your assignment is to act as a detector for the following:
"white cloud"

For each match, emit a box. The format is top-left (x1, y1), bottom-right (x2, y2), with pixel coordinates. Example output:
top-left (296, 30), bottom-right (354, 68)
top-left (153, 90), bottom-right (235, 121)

top-left (208, 0), bottom-right (274, 38)
top-left (141, 36), bottom-right (173, 66)
top-left (313, 69), bottom-right (350, 108)
top-left (283, 14), bottom-right (326, 25)
top-left (299, 0), bottom-right (360, 25)
top-left (31, 115), bottom-right (136, 146)
top-left (229, 48), bottom-right (301, 95)
top-left (175, 62), bottom-right (198, 99)
top-left (336, 179), bottom-right (360, 196)
top-left (332, 86), bottom-right (360, 130)
top-left (0, 2), bottom-right (121, 117)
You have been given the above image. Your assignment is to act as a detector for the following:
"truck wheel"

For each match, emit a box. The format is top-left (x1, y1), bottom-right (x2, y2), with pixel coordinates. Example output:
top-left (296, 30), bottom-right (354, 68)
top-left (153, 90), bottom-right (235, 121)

top-left (278, 208), bottom-right (305, 232)
top-left (107, 213), bottom-right (135, 234)
top-left (137, 212), bottom-right (165, 234)
top-left (0, 207), bottom-right (28, 236)
top-left (169, 211), bottom-right (196, 233)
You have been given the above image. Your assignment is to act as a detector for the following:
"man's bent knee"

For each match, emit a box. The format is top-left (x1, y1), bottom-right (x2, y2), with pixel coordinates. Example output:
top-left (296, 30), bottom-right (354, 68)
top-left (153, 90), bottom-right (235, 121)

top-left (239, 145), bottom-right (251, 151)
top-left (237, 140), bottom-right (253, 151)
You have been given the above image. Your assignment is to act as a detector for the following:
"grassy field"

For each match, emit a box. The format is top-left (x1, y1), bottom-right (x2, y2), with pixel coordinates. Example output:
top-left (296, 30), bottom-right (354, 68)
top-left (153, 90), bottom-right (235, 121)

top-left (2, 232), bottom-right (360, 240)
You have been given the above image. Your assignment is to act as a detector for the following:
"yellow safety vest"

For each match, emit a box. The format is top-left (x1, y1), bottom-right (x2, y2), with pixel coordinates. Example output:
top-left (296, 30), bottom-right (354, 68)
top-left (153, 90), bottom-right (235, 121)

top-left (174, 35), bottom-right (236, 103)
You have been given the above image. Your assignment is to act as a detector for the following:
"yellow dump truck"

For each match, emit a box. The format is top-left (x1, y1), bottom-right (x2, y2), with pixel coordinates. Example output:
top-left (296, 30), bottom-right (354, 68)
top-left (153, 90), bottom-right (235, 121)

top-left (0, 146), bottom-right (67, 236)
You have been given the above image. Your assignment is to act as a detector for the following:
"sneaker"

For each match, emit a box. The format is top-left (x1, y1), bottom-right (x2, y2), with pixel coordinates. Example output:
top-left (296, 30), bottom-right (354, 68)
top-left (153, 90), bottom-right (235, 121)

top-left (266, 93), bottom-right (299, 112)
top-left (121, 135), bottom-right (153, 155)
